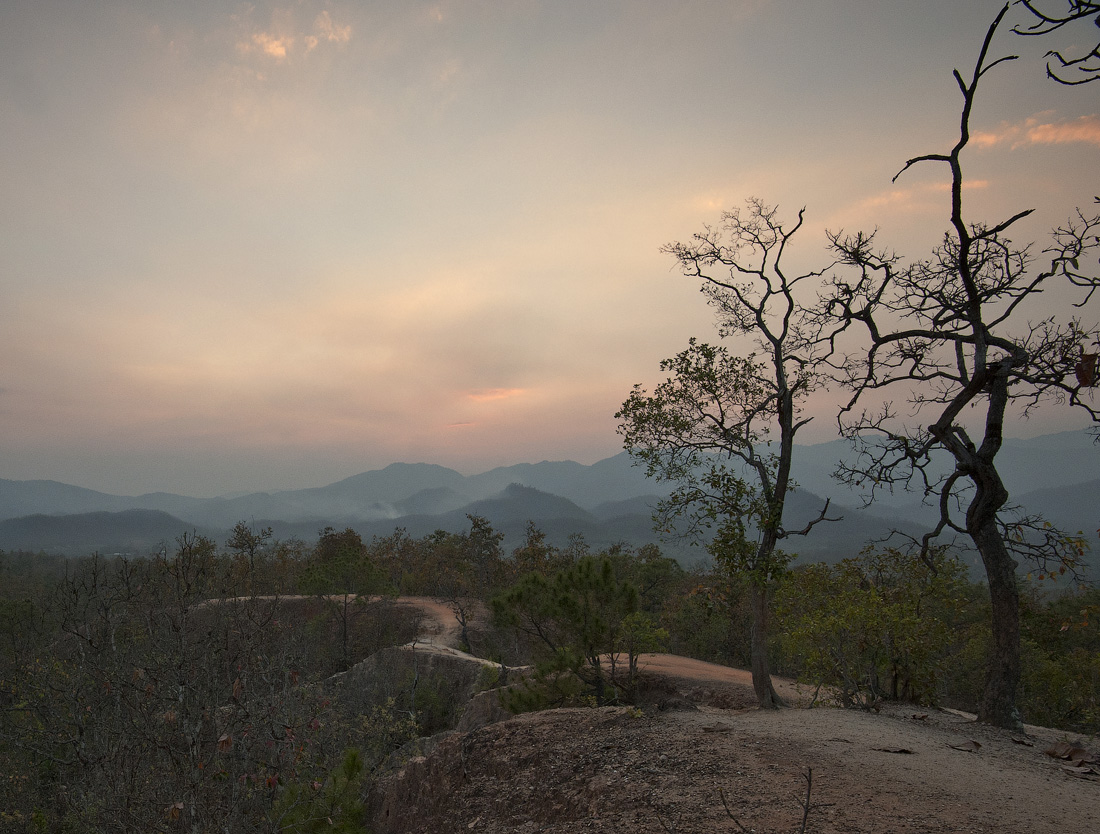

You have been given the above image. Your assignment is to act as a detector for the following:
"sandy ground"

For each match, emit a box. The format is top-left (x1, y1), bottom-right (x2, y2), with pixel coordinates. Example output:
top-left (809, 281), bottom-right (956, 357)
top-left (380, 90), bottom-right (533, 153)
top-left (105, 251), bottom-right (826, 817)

top-left (370, 597), bottom-right (1100, 833)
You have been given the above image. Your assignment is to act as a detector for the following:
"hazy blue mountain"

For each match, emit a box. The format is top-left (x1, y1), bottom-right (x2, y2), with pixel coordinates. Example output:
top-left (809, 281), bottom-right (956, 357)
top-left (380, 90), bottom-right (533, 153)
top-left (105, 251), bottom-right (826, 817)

top-left (0, 480), bottom-right (203, 523)
top-left (0, 430), bottom-right (1094, 570)
top-left (788, 431), bottom-right (1099, 510)
top-left (590, 494), bottom-right (662, 522)
top-left (1010, 478), bottom-right (1100, 536)
top-left (464, 455), bottom-right (656, 508)
top-left (0, 510), bottom-right (212, 555)
top-left (394, 486), bottom-right (472, 517)
top-left (373, 484), bottom-right (594, 536)
top-left (0, 479), bottom-right (133, 518)
top-left (347, 484), bottom-right (680, 561)
top-left (311, 462), bottom-right (467, 503)
top-left (191, 463), bottom-right (470, 526)
top-left (5, 431), bottom-right (1093, 527)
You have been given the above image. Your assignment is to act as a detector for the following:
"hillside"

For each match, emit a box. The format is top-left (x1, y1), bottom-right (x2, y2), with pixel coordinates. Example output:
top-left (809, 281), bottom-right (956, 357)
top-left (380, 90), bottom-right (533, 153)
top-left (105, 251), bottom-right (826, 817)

top-left (0, 509), bottom-right (212, 554)
top-left (369, 701), bottom-right (1100, 833)
top-left (362, 599), bottom-right (1100, 833)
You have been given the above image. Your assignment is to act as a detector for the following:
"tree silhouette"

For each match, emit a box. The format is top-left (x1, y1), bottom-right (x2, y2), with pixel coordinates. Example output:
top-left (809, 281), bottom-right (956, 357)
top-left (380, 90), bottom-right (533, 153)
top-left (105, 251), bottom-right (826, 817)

top-left (619, 200), bottom-right (836, 709)
top-left (821, 3), bottom-right (1100, 728)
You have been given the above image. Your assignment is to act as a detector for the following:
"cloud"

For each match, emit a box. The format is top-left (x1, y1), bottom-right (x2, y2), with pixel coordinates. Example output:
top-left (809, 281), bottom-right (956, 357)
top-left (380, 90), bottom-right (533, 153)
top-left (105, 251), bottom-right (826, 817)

top-left (467, 388), bottom-right (527, 402)
top-left (972, 114), bottom-right (1100, 149)
top-left (246, 31), bottom-right (292, 59)
top-left (312, 10), bottom-right (351, 45)
top-left (236, 6), bottom-right (351, 60)
top-left (855, 179), bottom-right (988, 211)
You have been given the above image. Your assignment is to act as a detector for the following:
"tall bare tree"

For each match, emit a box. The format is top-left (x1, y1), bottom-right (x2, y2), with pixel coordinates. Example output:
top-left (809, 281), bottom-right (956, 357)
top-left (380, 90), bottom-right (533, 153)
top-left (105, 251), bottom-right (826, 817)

top-left (618, 200), bottom-right (835, 709)
top-left (821, 3), bottom-right (1100, 729)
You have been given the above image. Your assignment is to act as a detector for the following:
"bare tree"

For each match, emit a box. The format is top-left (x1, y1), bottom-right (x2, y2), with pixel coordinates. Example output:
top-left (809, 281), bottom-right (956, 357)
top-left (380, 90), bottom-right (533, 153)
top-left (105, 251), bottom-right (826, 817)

top-left (821, 3), bottom-right (1100, 729)
top-left (618, 200), bottom-right (836, 709)
top-left (1016, 0), bottom-right (1100, 84)
top-left (0, 539), bottom-right (341, 831)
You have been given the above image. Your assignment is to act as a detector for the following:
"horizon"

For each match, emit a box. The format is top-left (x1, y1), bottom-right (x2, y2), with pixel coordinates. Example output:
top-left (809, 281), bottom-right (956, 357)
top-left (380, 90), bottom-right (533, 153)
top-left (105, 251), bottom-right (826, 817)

top-left (2, 1), bottom-right (1098, 498)
top-left (6, 425), bottom-right (1096, 501)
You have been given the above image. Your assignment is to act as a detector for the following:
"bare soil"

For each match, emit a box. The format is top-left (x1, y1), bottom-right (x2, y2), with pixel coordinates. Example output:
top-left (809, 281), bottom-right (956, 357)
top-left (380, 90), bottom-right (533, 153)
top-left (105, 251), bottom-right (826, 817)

top-left (368, 599), bottom-right (1100, 833)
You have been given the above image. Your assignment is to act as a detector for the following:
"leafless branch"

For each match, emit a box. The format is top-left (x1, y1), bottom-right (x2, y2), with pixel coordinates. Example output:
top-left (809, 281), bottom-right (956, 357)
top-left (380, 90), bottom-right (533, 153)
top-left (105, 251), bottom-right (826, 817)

top-left (1015, 0), bottom-right (1100, 84)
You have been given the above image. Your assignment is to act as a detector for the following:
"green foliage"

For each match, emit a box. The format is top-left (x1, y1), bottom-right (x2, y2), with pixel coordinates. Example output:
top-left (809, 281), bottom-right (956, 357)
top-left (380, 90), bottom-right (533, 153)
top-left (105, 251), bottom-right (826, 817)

top-left (617, 341), bottom-right (777, 565)
top-left (423, 515), bottom-right (508, 652)
top-left (273, 749), bottom-right (367, 833)
top-left (617, 247), bottom-right (828, 709)
top-left (602, 542), bottom-right (686, 614)
top-left (355, 697), bottom-right (420, 770)
top-left (1018, 640), bottom-right (1099, 734)
top-left (475, 662), bottom-right (503, 692)
top-left (300, 527), bottom-right (393, 672)
top-left (775, 548), bottom-right (969, 708)
top-left (1018, 586), bottom-right (1100, 734)
top-left (493, 555), bottom-right (639, 708)
top-left (511, 521), bottom-right (572, 578)
top-left (616, 611), bottom-right (670, 691)
top-left (661, 571), bottom-right (749, 667)
top-left (301, 527), bottom-right (386, 597)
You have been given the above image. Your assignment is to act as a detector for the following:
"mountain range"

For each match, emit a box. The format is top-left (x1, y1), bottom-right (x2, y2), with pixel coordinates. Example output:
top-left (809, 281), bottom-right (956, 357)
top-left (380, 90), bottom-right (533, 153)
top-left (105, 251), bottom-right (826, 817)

top-left (1, 431), bottom-right (1096, 577)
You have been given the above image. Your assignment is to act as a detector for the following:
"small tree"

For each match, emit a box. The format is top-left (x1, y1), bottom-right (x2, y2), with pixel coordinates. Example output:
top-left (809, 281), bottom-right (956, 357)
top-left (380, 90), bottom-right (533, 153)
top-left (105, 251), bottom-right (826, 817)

top-left (226, 520), bottom-right (273, 589)
top-left (431, 514), bottom-right (506, 652)
top-left (822, 4), bottom-right (1100, 728)
top-left (618, 200), bottom-right (836, 709)
top-left (511, 521), bottom-right (570, 578)
top-left (301, 527), bottom-right (384, 672)
top-left (493, 556), bottom-right (638, 707)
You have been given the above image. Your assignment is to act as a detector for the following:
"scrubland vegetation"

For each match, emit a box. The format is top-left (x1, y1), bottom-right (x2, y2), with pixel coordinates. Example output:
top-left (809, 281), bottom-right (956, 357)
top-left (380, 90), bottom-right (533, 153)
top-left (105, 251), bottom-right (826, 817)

top-left (1, 514), bottom-right (1097, 831)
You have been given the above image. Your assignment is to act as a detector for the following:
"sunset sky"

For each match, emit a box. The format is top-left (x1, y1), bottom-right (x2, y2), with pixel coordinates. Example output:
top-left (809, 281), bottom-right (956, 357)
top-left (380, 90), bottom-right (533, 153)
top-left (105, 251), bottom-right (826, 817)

top-left (2, 0), bottom-right (1098, 497)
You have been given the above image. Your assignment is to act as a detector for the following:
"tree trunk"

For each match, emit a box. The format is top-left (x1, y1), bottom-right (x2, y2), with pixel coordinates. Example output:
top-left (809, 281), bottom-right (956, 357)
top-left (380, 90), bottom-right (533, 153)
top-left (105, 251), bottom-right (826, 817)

top-left (749, 583), bottom-right (785, 709)
top-left (972, 518), bottom-right (1023, 730)
top-left (341, 594), bottom-right (351, 672)
top-left (937, 368), bottom-right (1023, 731)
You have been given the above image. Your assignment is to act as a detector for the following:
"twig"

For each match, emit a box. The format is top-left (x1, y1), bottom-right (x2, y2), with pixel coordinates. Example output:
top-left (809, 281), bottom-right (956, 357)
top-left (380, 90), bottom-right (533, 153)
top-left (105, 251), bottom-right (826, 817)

top-left (798, 768), bottom-right (812, 834)
top-left (719, 768), bottom-right (820, 834)
top-left (650, 800), bottom-right (680, 833)
top-left (718, 787), bottom-right (752, 833)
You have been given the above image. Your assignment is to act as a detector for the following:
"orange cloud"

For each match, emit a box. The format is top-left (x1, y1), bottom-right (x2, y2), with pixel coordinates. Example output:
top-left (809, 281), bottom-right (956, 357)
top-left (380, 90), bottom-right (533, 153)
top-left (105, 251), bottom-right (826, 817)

top-left (250, 32), bottom-right (292, 59)
top-left (314, 11), bottom-right (351, 44)
top-left (238, 9), bottom-right (350, 59)
top-left (1027, 116), bottom-right (1100, 146)
top-left (856, 180), bottom-right (988, 210)
top-left (468, 388), bottom-right (526, 402)
top-left (972, 114), bottom-right (1100, 149)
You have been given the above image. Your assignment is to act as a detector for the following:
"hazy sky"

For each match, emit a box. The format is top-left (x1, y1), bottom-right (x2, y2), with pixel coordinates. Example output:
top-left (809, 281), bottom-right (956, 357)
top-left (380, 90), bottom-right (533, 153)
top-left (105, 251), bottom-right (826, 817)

top-left (2, 0), bottom-right (1097, 497)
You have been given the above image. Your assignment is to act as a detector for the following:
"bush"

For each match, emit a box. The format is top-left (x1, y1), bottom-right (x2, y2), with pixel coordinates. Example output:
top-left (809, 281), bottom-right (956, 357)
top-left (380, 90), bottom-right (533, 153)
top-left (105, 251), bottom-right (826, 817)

top-left (775, 548), bottom-right (969, 708)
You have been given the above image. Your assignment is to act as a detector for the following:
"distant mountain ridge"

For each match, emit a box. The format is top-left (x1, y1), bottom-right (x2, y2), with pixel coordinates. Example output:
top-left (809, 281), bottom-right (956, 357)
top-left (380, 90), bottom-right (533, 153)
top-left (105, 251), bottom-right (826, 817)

top-left (0, 510), bottom-right (218, 555)
top-left (1, 431), bottom-right (1096, 573)
top-left (0, 456), bottom-right (660, 527)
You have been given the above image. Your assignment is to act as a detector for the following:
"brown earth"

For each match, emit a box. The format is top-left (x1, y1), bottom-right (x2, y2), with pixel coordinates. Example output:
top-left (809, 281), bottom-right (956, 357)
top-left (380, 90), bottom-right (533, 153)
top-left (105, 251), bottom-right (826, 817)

top-left (364, 597), bottom-right (1099, 833)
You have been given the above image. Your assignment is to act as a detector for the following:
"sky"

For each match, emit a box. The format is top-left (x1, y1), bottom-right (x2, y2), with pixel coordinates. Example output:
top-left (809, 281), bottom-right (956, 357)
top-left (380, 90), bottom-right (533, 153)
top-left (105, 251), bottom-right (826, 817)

top-left (1, 0), bottom-right (1098, 497)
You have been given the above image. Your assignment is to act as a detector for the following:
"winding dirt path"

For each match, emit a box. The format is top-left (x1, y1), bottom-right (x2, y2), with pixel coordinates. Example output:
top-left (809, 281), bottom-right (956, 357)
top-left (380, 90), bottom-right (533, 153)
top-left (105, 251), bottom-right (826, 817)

top-left (370, 599), bottom-right (1100, 834)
